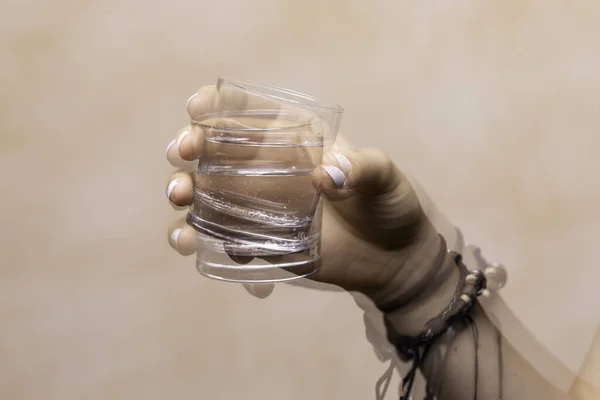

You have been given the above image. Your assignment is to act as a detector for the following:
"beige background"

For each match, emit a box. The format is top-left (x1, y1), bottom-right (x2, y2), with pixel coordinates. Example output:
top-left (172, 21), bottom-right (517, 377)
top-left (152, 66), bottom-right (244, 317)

top-left (1, 0), bottom-right (599, 398)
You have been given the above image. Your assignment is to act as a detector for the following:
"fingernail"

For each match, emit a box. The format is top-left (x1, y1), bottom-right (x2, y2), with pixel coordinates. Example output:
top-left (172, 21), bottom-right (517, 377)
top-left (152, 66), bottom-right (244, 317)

top-left (166, 178), bottom-right (180, 201)
top-left (170, 228), bottom-right (182, 247)
top-left (165, 139), bottom-right (176, 158)
top-left (333, 152), bottom-right (352, 174)
top-left (176, 130), bottom-right (191, 151)
top-left (322, 166), bottom-right (346, 189)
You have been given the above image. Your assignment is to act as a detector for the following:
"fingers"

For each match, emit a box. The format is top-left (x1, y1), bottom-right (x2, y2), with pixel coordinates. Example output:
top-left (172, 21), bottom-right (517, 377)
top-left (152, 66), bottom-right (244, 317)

top-left (166, 171), bottom-right (194, 208)
top-left (167, 217), bottom-right (197, 256)
top-left (240, 273), bottom-right (346, 300)
top-left (166, 85), bottom-right (218, 168)
top-left (187, 82), bottom-right (291, 121)
top-left (165, 124), bottom-right (203, 163)
top-left (177, 124), bottom-right (204, 161)
top-left (166, 126), bottom-right (201, 169)
top-left (186, 84), bottom-right (280, 118)
top-left (167, 88), bottom-right (213, 166)
top-left (313, 147), bottom-right (401, 200)
top-left (242, 283), bottom-right (275, 299)
top-left (186, 85), bottom-right (218, 119)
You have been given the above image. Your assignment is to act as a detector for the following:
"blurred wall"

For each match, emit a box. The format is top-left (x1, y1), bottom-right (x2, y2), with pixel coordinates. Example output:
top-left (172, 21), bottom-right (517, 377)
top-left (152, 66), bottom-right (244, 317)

top-left (1, 0), bottom-right (599, 399)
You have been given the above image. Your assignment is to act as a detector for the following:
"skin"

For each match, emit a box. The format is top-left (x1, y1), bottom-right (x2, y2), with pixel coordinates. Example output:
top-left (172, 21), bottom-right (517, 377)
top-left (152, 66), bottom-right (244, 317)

top-left (166, 85), bottom-right (442, 309)
top-left (569, 329), bottom-right (600, 400)
top-left (165, 86), bottom-right (593, 399)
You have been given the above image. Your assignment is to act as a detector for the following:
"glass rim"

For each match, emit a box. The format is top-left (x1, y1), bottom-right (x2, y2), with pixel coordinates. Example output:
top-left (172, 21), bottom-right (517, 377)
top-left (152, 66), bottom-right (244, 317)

top-left (218, 77), bottom-right (344, 114)
top-left (191, 110), bottom-right (324, 133)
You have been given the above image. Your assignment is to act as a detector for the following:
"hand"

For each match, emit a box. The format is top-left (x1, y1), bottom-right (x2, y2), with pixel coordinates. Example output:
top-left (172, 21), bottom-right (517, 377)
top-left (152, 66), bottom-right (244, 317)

top-left (165, 86), bottom-right (443, 308)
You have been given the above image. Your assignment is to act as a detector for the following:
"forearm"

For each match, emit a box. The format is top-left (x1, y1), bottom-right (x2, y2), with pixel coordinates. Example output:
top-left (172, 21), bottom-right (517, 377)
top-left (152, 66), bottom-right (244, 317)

top-left (571, 378), bottom-right (600, 400)
top-left (420, 302), bottom-right (571, 400)
top-left (569, 328), bottom-right (600, 400)
top-left (378, 233), bottom-right (572, 399)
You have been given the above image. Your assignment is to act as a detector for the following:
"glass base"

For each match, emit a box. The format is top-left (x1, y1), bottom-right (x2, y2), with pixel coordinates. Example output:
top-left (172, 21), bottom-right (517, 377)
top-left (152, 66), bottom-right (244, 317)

top-left (189, 211), bottom-right (322, 283)
top-left (197, 258), bottom-right (320, 283)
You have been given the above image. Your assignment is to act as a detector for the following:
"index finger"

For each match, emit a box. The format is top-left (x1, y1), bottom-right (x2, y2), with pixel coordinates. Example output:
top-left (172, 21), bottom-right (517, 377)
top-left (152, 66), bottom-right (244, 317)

top-left (186, 85), bottom-right (218, 120)
top-left (187, 82), bottom-right (286, 120)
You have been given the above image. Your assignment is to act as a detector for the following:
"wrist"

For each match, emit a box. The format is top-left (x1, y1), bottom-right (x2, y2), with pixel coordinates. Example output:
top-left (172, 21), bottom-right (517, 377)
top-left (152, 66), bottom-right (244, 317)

top-left (356, 229), bottom-right (462, 363)
top-left (371, 219), bottom-right (460, 336)
top-left (370, 221), bottom-right (445, 305)
top-left (382, 247), bottom-right (461, 336)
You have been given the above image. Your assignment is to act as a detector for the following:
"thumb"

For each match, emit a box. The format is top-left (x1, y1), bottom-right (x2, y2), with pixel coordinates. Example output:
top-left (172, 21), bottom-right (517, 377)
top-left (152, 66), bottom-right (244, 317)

top-left (312, 147), bottom-right (403, 199)
top-left (313, 147), bottom-right (424, 248)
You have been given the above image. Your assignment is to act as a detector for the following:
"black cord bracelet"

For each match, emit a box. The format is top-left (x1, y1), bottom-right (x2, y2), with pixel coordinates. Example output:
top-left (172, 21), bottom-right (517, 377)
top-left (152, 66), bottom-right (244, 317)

top-left (386, 252), bottom-right (486, 361)
top-left (384, 251), bottom-right (488, 400)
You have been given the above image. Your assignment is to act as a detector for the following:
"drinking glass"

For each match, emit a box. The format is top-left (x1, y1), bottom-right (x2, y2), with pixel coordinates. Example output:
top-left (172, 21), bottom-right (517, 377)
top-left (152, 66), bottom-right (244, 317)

top-left (187, 78), bottom-right (343, 283)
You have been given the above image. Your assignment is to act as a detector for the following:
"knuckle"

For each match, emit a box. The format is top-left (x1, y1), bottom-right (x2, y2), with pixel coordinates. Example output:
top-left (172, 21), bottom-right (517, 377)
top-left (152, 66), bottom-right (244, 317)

top-left (362, 147), bottom-right (395, 174)
top-left (366, 147), bottom-right (392, 165)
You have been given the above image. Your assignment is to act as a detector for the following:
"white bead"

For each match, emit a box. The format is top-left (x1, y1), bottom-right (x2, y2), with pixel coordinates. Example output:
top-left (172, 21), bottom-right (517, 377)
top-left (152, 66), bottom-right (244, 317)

top-left (484, 263), bottom-right (508, 291)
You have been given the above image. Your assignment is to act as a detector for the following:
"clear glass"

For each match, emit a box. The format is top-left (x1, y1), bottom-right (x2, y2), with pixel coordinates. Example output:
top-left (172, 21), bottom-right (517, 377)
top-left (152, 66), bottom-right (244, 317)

top-left (187, 78), bottom-right (343, 283)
